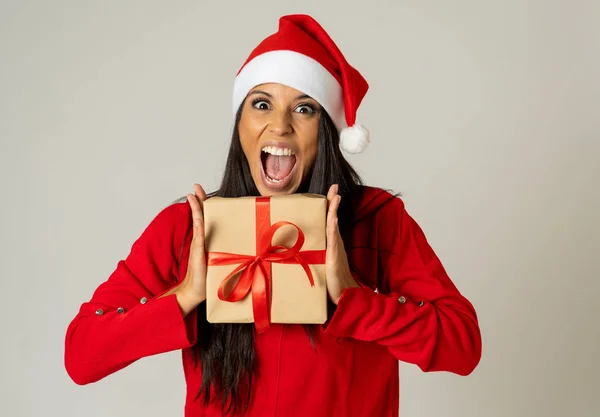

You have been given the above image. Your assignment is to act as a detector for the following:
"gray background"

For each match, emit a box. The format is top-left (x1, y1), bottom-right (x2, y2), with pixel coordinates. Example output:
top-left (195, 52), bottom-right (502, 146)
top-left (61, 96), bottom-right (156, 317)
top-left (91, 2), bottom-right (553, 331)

top-left (1, 0), bottom-right (599, 416)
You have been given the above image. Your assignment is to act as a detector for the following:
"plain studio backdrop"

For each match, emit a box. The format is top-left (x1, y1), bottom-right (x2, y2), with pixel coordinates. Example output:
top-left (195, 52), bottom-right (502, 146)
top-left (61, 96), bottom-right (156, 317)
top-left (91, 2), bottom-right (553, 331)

top-left (1, 1), bottom-right (598, 416)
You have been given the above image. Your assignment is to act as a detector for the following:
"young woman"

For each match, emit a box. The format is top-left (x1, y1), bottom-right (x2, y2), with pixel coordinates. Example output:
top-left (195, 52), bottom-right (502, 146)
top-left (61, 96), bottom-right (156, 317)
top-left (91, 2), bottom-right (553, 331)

top-left (64, 14), bottom-right (482, 417)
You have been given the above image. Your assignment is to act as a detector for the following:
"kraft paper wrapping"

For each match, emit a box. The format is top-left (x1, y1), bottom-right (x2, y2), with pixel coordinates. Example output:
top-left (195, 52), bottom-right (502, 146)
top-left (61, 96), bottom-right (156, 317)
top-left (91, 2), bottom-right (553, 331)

top-left (204, 193), bottom-right (327, 326)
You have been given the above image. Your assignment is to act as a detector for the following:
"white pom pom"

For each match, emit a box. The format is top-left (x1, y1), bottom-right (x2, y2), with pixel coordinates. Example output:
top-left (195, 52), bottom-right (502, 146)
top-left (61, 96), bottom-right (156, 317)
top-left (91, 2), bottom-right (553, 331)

top-left (340, 124), bottom-right (370, 154)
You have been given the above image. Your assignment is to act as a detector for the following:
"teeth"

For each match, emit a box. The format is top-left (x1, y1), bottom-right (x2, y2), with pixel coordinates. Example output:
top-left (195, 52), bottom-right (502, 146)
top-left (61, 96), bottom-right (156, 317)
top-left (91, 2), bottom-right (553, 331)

top-left (266, 175), bottom-right (283, 183)
top-left (262, 146), bottom-right (295, 156)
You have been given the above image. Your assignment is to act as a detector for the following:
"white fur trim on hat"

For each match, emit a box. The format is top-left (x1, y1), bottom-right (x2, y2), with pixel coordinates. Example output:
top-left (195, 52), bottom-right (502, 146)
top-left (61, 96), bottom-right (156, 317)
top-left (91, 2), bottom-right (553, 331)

top-left (232, 50), bottom-right (347, 132)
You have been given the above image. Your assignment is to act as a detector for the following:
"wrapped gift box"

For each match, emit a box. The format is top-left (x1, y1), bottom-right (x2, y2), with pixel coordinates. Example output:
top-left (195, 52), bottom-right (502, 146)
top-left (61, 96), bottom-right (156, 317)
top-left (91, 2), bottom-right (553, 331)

top-left (203, 193), bottom-right (327, 332)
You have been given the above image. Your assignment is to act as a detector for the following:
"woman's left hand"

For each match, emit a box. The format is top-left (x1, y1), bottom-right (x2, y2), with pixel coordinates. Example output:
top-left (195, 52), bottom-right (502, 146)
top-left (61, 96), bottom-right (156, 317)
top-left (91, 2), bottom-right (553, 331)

top-left (325, 184), bottom-right (360, 305)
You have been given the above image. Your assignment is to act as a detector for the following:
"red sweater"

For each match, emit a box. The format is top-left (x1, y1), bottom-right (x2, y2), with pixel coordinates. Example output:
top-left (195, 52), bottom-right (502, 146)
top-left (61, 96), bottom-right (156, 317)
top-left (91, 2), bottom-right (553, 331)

top-left (64, 186), bottom-right (481, 417)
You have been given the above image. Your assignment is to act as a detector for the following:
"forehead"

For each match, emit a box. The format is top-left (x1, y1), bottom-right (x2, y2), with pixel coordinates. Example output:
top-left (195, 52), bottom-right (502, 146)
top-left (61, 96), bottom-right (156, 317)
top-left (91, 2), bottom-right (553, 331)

top-left (249, 83), bottom-right (314, 100)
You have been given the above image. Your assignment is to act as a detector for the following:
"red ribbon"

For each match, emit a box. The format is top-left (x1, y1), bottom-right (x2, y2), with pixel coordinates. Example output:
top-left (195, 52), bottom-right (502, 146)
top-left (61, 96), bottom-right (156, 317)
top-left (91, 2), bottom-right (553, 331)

top-left (207, 197), bottom-right (326, 333)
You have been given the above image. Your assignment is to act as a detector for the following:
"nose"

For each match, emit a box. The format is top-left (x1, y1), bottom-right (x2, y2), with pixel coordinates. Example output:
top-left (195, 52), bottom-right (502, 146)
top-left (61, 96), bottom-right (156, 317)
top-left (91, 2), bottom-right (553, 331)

top-left (268, 110), bottom-right (293, 136)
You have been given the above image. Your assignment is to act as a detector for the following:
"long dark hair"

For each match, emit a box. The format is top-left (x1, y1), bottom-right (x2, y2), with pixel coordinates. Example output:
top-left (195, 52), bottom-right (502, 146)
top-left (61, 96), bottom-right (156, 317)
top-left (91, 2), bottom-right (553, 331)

top-left (187, 102), bottom-right (365, 414)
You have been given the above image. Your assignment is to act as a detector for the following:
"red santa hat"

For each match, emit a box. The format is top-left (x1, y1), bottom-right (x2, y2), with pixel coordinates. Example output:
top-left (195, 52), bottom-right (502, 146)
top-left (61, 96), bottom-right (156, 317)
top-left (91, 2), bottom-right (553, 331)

top-left (232, 14), bottom-right (370, 154)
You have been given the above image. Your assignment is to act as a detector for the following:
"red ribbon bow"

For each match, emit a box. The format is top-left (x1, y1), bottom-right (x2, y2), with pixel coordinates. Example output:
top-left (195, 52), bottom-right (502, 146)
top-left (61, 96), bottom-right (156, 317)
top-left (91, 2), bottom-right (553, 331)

top-left (207, 197), bottom-right (326, 333)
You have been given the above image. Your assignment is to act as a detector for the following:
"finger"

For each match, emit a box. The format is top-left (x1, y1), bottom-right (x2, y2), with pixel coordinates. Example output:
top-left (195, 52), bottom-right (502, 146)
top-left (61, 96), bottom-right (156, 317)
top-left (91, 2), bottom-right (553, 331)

top-left (327, 184), bottom-right (338, 205)
top-left (188, 200), bottom-right (206, 265)
top-left (193, 184), bottom-right (206, 223)
top-left (330, 194), bottom-right (341, 219)
top-left (327, 195), bottom-right (341, 238)
top-left (326, 217), bottom-right (337, 256)
top-left (187, 193), bottom-right (205, 254)
top-left (187, 193), bottom-right (202, 228)
top-left (194, 183), bottom-right (208, 203)
top-left (327, 184), bottom-right (335, 201)
top-left (326, 193), bottom-right (336, 228)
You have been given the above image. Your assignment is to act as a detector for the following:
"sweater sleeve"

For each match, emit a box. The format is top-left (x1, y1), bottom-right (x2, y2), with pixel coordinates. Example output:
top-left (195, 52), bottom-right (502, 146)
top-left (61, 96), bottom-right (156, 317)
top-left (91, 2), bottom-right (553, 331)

top-left (64, 202), bottom-right (198, 385)
top-left (323, 197), bottom-right (482, 376)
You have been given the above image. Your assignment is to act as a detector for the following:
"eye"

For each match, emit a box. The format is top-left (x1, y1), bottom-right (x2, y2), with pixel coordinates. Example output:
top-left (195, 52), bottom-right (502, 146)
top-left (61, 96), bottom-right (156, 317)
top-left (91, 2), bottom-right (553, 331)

top-left (295, 104), bottom-right (316, 114)
top-left (252, 99), bottom-right (271, 110)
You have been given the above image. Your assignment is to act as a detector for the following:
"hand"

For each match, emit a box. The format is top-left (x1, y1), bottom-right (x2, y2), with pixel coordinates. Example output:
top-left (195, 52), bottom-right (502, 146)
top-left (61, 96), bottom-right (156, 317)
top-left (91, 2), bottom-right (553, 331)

top-left (325, 184), bottom-right (360, 305)
top-left (165, 184), bottom-right (208, 316)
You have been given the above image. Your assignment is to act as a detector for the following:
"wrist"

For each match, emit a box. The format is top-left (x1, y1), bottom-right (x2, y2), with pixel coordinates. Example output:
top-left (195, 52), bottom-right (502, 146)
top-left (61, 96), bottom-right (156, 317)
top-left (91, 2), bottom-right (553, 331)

top-left (332, 276), bottom-right (360, 305)
top-left (174, 283), bottom-right (204, 316)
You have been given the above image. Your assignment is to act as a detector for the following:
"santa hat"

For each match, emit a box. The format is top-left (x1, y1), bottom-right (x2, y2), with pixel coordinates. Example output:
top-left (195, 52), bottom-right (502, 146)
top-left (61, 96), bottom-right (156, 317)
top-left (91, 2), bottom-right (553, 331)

top-left (232, 14), bottom-right (370, 154)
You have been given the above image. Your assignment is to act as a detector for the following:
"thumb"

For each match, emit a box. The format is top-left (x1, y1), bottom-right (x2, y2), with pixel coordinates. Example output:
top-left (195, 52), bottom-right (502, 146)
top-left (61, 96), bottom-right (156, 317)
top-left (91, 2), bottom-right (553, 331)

top-left (327, 196), bottom-right (341, 252)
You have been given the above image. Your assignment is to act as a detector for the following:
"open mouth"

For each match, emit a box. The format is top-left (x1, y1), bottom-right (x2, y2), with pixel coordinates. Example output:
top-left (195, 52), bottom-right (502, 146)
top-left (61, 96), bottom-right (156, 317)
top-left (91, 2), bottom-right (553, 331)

top-left (260, 145), bottom-right (298, 190)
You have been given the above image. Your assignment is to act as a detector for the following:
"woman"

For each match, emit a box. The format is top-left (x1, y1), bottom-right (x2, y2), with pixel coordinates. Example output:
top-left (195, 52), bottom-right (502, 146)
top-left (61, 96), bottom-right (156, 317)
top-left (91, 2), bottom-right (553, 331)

top-left (64, 14), bottom-right (481, 417)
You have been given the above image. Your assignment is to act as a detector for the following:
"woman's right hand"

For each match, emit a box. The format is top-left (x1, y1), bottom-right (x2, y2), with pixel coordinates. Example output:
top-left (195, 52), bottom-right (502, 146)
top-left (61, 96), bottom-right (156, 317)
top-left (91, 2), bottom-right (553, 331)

top-left (171, 183), bottom-right (209, 317)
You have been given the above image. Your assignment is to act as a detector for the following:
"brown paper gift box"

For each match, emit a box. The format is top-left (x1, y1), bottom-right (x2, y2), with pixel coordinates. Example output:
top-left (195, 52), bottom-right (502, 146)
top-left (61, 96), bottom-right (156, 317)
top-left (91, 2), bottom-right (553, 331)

top-left (203, 193), bottom-right (327, 331)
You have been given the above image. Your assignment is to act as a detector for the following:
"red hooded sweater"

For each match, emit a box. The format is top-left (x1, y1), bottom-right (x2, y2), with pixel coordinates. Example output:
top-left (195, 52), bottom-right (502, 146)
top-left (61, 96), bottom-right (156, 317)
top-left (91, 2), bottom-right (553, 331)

top-left (64, 186), bottom-right (481, 417)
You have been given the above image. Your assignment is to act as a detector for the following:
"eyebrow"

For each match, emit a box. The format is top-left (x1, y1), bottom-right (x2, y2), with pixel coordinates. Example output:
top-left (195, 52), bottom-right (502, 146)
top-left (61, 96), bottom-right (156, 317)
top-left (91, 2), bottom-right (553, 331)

top-left (248, 90), bottom-right (273, 98)
top-left (248, 90), bottom-right (316, 101)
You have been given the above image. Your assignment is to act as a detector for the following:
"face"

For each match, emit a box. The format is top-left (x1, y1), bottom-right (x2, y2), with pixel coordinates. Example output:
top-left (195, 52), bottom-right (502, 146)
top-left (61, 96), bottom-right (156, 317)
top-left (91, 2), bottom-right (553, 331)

top-left (238, 83), bottom-right (321, 196)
